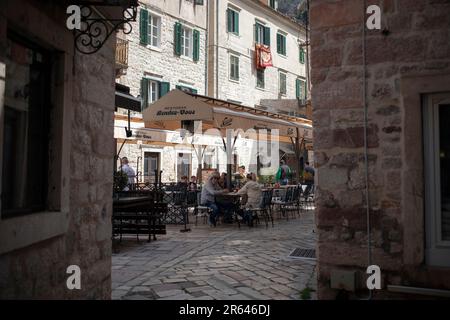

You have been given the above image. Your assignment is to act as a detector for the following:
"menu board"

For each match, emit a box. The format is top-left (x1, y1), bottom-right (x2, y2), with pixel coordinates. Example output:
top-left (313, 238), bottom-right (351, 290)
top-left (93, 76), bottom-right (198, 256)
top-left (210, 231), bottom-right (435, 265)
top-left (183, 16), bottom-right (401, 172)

top-left (200, 169), bottom-right (217, 184)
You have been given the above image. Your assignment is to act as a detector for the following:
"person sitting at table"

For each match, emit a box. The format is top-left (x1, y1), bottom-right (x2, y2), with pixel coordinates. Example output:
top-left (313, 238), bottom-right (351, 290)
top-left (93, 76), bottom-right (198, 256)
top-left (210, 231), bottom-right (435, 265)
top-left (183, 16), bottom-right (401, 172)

top-left (177, 175), bottom-right (189, 191)
top-left (218, 172), bottom-right (228, 189)
top-left (200, 171), bottom-right (226, 226)
top-left (237, 173), bottom-right (262, 226)
top-left (188, 175), bottom-right (198, 191)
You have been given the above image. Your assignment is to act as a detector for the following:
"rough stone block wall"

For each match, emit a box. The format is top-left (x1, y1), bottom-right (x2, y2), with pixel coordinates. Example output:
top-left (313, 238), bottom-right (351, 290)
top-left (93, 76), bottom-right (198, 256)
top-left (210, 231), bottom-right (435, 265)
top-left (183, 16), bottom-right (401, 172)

top-left (0, 0), bottom-right (115, 299)
top-left (311, 0), bottom-right (450, 299)
top-left (118, 6), bottom-right (207, 100)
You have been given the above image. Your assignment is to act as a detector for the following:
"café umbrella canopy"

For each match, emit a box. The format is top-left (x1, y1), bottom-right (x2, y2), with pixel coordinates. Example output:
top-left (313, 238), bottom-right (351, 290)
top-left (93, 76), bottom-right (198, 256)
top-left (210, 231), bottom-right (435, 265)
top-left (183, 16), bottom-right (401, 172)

top-left (142, 89), bottom-right (312, 187)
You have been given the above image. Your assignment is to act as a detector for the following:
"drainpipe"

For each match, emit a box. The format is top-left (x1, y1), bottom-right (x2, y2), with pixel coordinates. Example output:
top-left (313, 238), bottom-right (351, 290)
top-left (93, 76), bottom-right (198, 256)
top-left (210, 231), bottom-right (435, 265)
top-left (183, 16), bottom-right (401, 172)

top-left (204, 0), bottom-right (209, 95)
top-left (216, 0), bottom-right (219, 98)
top-left (305, 0), bottom-right (310, 97)
top-left (362, 0), bottom-right (373, 300)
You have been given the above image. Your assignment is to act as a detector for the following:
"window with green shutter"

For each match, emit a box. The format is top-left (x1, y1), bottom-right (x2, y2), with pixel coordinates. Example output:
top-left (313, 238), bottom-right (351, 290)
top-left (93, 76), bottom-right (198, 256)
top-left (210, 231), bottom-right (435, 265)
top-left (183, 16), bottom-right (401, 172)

top-left (277, 33), bottom-right (286, 55)
top-left (174, 22), bottom-right (182, 56)
top-left (140, 9), bottom-right (149, 45)
top-left (255, 23), bottom-right (270, 46)
top-left (141, 79), bottom-right (170, 111)
top-left (176, 85), bottom-right (197, 94)
top-left (300, 47), bottom-right (305, 64)
top-left (279, 72), bottom-right (287, 95)
top-left (193, 29), bottom-right (200, 61)
top-left (256, 69), bottom-right (265, 89)
top-left (296, 79), bottom-right (306, 99)
top-left (230, 54), bottom-right (239, 81)
top-left (227, 8), bottom-right (239, 35)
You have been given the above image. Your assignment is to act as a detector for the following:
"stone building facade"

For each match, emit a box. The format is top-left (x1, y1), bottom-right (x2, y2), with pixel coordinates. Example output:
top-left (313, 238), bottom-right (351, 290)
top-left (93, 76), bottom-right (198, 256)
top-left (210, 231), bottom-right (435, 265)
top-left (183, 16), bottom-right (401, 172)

top-left (117, 0), bottom-right (208, 99)
top-left (115, 0), bottom-right (311, 183)
top-left (311, 0), bottom-right (450, 298)
top-left (208, 0), bottom-right (308, 109)
top-left (0, 0), bottom-right (118, 298)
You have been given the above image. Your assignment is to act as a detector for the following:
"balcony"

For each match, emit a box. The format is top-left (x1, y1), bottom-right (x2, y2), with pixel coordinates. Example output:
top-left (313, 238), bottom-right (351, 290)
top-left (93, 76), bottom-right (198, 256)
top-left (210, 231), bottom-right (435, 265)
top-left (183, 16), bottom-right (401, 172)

top-left (115, 37), bottom-right (129, 77)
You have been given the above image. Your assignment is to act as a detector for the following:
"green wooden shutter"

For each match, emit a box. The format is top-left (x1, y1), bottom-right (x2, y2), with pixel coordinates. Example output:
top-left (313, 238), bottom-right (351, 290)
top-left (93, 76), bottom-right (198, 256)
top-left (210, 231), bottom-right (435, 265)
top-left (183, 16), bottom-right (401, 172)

top-left (160, 82), bottom-right (170, 97)
top-left (234, 11), bottom-right (239, 35)
top-left (174, 22), bottom-right (182, 56)
top-left (255, 23), bottom-right (259, 43)
top-left (227, 9), bottom-right (232, 32)
top-left (277, 34), bottom-right (281, 53)
top-left (300, 47), bottom-right (305, 64)
top-left (193, 29), bottom-right (200, 62)
top-left (282, 36), bottom-right (286, 55)
top-left (141, 78), bottom-right (149, 110)
top-left (140, 9), bottom-right (148, 45)
top-left (296, 79), bottom-right (300, 99)
top-left (264, 27), bottom-right (270, 46)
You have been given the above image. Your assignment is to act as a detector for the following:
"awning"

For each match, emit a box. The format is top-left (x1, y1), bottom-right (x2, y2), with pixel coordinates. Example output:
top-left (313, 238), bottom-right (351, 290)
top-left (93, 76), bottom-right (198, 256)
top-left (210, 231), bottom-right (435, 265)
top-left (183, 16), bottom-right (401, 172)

top-left (142, 89), bottom-right (312, 140)
top-left (115, 83), bottom-right (141, 112)
top-left (279, 145), bottom-right (295, 155)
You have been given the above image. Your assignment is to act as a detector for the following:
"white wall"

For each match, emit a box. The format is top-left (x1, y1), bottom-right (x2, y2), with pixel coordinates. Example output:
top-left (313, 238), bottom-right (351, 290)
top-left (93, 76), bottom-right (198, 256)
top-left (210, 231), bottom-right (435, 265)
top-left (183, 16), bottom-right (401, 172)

top-left (211, 0), bottom-right (307, 107)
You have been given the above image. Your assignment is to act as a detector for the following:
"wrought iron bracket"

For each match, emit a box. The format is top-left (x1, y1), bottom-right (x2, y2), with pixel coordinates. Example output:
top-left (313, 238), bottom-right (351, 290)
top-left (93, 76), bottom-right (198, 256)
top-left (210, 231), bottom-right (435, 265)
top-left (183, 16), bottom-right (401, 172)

top-left (74, 4), bottom-right (137, 54)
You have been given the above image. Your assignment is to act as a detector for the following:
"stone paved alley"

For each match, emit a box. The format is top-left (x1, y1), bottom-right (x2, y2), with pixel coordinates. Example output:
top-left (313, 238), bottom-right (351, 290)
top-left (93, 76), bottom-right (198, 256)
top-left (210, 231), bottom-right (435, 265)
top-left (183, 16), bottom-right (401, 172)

top-left (112, 211), bottom-right (317, 300)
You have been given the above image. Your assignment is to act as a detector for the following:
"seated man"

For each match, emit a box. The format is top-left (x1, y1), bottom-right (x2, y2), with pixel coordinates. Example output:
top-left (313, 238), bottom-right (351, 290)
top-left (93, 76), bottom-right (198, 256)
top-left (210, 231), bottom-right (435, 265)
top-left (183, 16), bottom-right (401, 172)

top-left (237, 173), bottom-right (262, 226)
top-left (200, 172), bottom-right (226, 226)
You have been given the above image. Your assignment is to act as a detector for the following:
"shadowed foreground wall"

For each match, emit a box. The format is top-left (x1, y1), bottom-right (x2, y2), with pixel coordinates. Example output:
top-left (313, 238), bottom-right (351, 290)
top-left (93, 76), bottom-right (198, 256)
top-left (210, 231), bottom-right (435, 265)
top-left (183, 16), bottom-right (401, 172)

top-left (0, 0), bottom-right (115, 299)
top-left (311, 0), bottom-right (450, 299)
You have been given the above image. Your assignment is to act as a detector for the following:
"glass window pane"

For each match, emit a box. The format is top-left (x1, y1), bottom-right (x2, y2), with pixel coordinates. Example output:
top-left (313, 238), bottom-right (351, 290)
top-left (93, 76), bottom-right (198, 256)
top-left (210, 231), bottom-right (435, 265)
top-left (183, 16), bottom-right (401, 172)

top-left (440, 105), bottom-right (450, 240)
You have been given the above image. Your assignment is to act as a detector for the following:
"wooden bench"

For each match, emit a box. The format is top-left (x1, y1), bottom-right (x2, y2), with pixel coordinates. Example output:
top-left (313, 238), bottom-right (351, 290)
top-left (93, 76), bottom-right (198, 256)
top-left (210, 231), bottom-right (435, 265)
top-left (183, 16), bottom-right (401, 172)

top-left (113, 199), bottom-right (167, 242)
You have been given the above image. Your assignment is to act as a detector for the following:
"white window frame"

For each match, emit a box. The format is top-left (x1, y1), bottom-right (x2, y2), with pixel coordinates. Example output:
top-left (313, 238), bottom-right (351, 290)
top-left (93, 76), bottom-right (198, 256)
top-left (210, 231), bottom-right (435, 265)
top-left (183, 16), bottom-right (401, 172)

top-left (268, 0), bottom-right (277, 9)
top-left (256, 68), bottom-right (265, 89)
top-left (227, 6), bottom-right (240, 35)
top-left (279, 71), bottom-right (287, 95)
top-left (148, 13), bottom-right (161, 48)
top-left (148, 79), bottom-right (160, 104)
top-left (255, 20), bottom-right (266, 45)
top-left (229, 53), bottom-right (240, 82)
top-left (423, 93), bottom-right (450, 267)
top-left (277, 31), bottom-right (287, 57)
top-left (181, 26), bottom-right (193, 58)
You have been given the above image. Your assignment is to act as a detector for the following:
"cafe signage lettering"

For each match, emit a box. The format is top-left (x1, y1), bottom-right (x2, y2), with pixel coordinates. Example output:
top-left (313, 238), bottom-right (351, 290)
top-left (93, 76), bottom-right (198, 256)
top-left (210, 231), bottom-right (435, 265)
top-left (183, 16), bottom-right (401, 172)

top-left (156, 106), bottom-right (195, 116)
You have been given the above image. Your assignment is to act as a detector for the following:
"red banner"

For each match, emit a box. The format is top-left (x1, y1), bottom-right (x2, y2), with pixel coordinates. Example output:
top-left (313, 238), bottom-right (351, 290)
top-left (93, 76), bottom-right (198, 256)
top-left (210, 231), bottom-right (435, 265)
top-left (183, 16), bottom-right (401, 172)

top-left (255, 44), bottom-right (273, 69)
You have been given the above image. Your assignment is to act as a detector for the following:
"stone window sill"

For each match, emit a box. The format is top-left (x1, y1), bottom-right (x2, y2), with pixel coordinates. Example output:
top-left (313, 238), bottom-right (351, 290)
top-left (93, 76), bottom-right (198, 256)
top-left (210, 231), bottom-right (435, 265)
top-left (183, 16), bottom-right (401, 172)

top-left (146, 45), bottom-right (162, 53)
top-left (180, 55), bottom-right (194, 63)
top-left (229, 78), bottom-right (240, 84)
top-left (255, 86), bottom-right (265, 91)
top-left (0, 210), bottom-right (68, 255)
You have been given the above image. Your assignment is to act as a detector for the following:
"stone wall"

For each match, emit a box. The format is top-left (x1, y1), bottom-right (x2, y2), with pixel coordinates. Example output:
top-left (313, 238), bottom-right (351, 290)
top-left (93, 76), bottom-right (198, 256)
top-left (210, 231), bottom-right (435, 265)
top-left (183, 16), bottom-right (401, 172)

top-left (118, 1), bottom-right (207, 99)
top-left (0, 0), bottom-right (115, 299)
top-left (311, 0), bottom-right (450, 299)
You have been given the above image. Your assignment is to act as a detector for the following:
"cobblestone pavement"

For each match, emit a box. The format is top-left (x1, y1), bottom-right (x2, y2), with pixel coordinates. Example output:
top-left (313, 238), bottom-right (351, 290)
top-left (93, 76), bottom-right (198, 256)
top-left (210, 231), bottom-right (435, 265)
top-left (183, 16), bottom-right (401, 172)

top-left (112, 210), bottom-right (317, 300)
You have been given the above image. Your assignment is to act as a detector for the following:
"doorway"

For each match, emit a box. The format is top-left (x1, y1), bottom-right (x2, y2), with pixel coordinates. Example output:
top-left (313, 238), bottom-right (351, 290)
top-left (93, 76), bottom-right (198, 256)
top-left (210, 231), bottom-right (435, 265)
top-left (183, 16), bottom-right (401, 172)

top-left (143, 152), bottom-right (160, 184)
top-left (177, 152), bottom-right (191, 181)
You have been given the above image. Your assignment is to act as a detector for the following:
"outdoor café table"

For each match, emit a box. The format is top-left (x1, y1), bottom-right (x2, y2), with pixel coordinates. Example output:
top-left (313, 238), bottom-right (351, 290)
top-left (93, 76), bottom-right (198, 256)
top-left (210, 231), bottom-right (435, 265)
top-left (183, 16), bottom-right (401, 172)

top-left (214, 192), bottom-right (242, 226)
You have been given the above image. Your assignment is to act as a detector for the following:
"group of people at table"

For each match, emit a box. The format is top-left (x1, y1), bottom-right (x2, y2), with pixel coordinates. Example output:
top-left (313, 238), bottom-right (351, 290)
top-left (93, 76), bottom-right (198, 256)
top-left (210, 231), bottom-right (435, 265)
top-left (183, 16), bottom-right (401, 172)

top-left (119, 157), bottom-right (315, 227)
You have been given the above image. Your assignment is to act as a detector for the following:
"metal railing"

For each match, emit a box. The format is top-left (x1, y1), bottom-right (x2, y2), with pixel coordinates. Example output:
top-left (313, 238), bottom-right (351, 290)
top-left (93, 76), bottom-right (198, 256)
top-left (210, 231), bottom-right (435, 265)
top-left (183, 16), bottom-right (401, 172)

top-left (115, 37), bottom-right (129, 73)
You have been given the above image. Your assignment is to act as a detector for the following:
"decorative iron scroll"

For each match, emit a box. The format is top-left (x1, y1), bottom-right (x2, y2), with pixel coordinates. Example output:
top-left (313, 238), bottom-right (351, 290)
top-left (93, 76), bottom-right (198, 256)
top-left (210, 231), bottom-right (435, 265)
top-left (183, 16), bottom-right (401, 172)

top-left (74, 5), bottom-right (137, 54)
